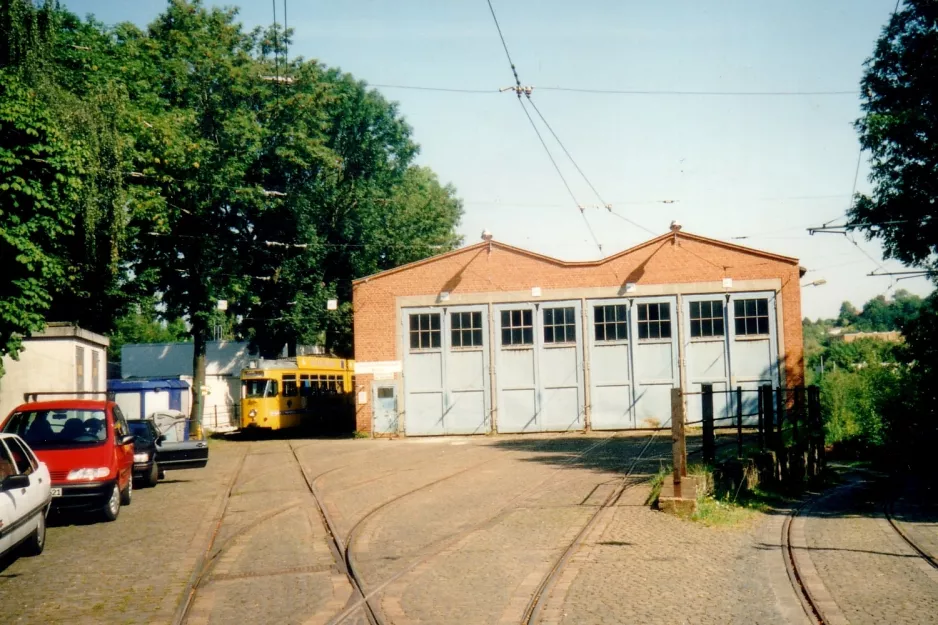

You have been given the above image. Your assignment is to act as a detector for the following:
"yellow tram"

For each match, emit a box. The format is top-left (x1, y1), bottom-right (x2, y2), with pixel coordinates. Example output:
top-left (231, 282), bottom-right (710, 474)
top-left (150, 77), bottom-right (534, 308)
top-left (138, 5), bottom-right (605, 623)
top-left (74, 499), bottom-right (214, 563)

top-left (240, 356), bottom-right (355, 431)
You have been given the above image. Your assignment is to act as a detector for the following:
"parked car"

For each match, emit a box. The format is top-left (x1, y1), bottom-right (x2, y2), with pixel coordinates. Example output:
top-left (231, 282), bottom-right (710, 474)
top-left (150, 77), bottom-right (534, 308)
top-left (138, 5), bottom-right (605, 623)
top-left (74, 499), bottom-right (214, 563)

top-left (127, 418), bottom-right (209, 488)
top-left (0, 433), bottom-right (51, 558)
top-left (1, 400), bottom-right (135, 522)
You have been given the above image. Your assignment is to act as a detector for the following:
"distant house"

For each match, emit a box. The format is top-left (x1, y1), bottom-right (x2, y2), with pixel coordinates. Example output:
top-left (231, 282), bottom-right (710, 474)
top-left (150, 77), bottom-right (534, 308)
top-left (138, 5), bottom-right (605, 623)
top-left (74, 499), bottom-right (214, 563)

top-left (840, 331), bottom-right (903, 343)
top-left (0, 323), bottom-right (109, 418)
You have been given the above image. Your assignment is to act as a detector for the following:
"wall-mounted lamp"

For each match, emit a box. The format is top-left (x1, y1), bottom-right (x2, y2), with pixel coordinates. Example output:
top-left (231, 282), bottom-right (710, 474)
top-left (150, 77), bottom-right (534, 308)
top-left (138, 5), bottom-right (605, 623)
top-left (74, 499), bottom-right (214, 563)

top-left (802, 279), bottom-right (827, 288)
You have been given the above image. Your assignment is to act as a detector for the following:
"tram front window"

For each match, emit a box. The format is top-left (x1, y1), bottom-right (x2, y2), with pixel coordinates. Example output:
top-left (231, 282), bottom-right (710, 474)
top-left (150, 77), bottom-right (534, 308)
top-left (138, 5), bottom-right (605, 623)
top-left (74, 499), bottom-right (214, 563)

top-left (244, 379), bottom-right (279, 398)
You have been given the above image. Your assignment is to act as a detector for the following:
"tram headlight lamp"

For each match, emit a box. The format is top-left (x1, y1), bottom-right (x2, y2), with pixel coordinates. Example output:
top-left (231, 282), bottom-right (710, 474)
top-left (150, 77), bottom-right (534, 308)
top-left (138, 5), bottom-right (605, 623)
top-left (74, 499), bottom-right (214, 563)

top-left (249, 409), bottom-right (257, 419)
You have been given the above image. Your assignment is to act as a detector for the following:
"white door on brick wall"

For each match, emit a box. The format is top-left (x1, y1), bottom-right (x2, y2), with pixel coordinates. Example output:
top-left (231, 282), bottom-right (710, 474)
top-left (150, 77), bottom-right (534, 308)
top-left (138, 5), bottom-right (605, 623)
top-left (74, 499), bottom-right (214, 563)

top-left (588, 299), bottom-right (634, 430)
top-left (401, 306), bottom-right (490, 436)
top-left (494, 301), bottom-right (584, 433)
top-left (631, 296), bottom-right (680, 429)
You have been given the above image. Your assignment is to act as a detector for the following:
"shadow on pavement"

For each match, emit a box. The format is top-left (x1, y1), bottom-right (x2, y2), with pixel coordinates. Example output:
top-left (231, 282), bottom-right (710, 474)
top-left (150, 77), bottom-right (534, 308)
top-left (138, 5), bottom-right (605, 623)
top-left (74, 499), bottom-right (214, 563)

top-left (488, 433), bottom-right (689, 476)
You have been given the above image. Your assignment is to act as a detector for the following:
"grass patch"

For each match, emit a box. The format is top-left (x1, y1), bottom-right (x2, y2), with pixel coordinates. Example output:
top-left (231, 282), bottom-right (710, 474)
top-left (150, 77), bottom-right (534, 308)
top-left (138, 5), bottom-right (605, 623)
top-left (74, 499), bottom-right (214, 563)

top-left (645, 466), bottom-right (670, 506)
top-left (352, 430), bottom-right (371, 439)
top-left (664, 463), bottom-right (799, 528)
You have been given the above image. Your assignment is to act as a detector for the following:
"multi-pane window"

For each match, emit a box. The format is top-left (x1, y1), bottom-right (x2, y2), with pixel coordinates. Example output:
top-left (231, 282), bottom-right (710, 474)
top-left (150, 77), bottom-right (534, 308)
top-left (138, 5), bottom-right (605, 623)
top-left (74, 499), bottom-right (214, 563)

top-left (544, 307), bottom-right (577, 344)
top-left (734, 298), bottom-right (770, 336)
top-left (689, 300), bottom-right (725, 338)
top-left (501, 309), bottom-right (534, 346)
top-left (282, 374), bottom-right (298, 397)
top-left (451, 311), bottom-right (484, 348)
top-left (409, 313), bottom-right (441, 350)
top-left (637, 303), bottom-right (671, 340)
top-left (594, 305), bottom-right (628, 342)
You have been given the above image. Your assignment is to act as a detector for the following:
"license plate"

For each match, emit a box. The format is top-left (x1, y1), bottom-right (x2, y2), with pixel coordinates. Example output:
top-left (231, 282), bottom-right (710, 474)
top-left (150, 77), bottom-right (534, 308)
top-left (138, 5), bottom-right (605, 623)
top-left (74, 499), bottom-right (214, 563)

top-left (50, 488), bottom-right (62, 497)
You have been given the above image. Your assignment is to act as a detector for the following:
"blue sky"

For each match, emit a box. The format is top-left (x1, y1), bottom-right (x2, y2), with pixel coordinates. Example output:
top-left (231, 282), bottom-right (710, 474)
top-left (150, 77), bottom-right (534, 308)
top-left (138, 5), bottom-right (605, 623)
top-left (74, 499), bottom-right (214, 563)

top-left (62, 0), bottom-right (933, 318)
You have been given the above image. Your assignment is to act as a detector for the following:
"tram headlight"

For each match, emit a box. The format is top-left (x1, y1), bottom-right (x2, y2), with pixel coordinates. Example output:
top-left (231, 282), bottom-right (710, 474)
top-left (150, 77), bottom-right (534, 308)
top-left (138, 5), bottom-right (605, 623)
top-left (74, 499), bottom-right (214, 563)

top-left (249, 409), bottom-right (257, 419)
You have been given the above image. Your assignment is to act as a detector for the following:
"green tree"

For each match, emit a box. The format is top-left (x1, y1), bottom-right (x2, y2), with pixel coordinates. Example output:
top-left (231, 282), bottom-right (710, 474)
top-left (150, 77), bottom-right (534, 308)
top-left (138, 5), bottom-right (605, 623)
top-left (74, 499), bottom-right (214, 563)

top-left (108, 300), bottom-right (189, 362)
top-left (837, 301), bottom-right (859, 327)
top-left (128, 0), bottom-right (269, 431)
top-left (853, 0), bottom-right (938, 271)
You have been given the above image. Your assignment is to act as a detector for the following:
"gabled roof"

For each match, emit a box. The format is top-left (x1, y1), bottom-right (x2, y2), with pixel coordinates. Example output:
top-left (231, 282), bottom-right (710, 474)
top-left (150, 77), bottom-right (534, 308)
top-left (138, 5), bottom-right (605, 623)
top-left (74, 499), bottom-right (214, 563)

top-left (352, 230), bottom-right (799, 284)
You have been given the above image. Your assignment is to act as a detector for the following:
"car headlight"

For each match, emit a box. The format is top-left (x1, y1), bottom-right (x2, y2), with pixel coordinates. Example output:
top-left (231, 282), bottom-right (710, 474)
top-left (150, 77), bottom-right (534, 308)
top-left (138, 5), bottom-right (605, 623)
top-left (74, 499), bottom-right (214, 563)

top-left (248, 409), bottom-right (257, 418)
top-left (134, 453), bottom-right (150, 463)
top-left (66, 468), bottom-right (110, 481)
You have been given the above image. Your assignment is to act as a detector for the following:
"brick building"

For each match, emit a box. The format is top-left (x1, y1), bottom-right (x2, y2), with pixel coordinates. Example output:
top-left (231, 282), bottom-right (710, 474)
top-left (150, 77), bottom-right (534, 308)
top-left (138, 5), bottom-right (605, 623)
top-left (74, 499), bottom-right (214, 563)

top-left (352, 226), bottom-right (804, 436)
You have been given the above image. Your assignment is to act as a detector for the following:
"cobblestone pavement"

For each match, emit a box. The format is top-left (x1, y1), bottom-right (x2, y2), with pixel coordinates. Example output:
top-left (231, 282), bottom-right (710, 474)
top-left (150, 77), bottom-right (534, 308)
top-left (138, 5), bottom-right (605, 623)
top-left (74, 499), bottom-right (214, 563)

top-left (6, 433), bottom-right (937, 625)
top-left (0, 440), bottom-right (244, 625)
top-left (799, 477), bottom-right (938, 625)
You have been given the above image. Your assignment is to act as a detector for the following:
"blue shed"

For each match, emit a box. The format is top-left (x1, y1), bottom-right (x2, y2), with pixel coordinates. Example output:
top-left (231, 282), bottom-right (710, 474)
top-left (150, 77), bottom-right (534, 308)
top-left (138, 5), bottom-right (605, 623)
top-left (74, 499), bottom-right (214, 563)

top-left (107, 378), bottom-right (190, 421)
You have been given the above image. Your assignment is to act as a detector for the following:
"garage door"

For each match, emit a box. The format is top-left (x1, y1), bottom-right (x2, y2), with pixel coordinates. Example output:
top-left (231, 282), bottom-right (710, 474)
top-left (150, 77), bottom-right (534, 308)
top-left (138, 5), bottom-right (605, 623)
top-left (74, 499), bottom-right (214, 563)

top-left (631, 296), bottom-right (679, 428)
top-left (402, 306), bottom-right (491, 435)
top-left (588, 299), bottom-right (634, 430)
top-left (494, 301), bottom-right (584, 433)
top-left (682, 292), bottom-right (780, 425)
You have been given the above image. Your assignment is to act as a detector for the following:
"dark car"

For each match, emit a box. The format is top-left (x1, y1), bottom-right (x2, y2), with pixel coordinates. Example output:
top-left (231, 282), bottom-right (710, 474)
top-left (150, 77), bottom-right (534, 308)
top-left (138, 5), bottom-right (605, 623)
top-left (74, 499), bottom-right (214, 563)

top-left (126, 419), bottom-right (209, 487)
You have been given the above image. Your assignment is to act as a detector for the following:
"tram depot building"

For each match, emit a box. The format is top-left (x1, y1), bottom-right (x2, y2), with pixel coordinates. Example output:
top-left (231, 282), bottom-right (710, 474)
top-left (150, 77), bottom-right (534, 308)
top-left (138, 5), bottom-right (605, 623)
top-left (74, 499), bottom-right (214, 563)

top-left (351, 227), bottom-right (805, 437)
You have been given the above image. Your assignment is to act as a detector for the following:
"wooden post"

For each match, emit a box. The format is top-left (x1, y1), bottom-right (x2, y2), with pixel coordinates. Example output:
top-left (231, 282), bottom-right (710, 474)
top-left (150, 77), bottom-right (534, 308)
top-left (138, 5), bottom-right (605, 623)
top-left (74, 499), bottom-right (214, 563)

top-left (808, 386), bottom-right (823, 475)
top-left (736, 386), bottom-right (743, 458)
top-left (757, 387), bottom-right (765, 451)
top-left (793, 387), bottom-right (804, 448)
top-left (671, 388), bottom-right (686, 491)
top-left (776, 387), bottom-right (785, 451)
top-left (702, 384), bottom-right (715, 464)
top-left (762, 385), bottom-right (775, 451)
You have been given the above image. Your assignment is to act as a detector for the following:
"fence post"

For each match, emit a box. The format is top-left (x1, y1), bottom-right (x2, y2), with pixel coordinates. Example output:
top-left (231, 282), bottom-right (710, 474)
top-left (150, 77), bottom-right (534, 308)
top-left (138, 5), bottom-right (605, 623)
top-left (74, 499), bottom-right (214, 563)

top-left (671, 388), bottom-right (687, 491)
top-left (808, 386), bottom-right (823, 475)
top-left (762, 385), bottom-right (775, 451)
top-left (775, 387), bottom-right (785, 452)
top-left (757, 387), bottom-right (765, 451)
top-left (793, 387), bottom-right (804, 448)
top-left (736, 386), bottom-right (743, 458)
top-left (702, 384), bottom-right (715, 464)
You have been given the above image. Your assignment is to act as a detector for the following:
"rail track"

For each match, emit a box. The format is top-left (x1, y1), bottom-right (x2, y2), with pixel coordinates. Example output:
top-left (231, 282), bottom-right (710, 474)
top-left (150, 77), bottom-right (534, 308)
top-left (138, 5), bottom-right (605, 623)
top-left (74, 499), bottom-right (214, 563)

top-left (520, 434), bottom-right (674, 625)
top-left (173, 432), bottom-right (681, 625)
top-left (782, 479), bottom-right (938, 625)
top-left (883, 498), bottom-right (938, 572)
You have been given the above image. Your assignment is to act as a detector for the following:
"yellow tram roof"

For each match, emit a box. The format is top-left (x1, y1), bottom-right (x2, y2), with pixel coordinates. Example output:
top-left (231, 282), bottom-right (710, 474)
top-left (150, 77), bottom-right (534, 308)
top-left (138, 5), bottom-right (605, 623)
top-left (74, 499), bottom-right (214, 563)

top-left (241, 356), bottom-right (354, 378)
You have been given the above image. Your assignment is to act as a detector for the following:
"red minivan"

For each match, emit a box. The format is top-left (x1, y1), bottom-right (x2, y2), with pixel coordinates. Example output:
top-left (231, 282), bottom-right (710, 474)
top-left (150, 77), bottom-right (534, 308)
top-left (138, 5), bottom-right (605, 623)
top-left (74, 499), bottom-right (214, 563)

top-left (1, 400), bottom-right (135, 522)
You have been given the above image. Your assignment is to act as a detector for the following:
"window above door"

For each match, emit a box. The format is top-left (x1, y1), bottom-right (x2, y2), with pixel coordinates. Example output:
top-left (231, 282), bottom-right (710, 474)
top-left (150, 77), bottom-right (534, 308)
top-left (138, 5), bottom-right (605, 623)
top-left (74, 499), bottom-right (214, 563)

top-left (689, 300), bottom-right (725, 338)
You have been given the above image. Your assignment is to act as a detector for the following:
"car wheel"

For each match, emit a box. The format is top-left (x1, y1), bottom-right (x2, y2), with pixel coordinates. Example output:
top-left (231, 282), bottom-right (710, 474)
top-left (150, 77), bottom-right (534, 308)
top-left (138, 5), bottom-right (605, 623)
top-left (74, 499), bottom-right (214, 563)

top-left (102, 484), bottom-right (121, 522)
top-left (21, 509), bottom-right (46, 556)
top-left (120, 478), bottom-right (132, 505)
top-left (143, 463), bottom-right (159, 488)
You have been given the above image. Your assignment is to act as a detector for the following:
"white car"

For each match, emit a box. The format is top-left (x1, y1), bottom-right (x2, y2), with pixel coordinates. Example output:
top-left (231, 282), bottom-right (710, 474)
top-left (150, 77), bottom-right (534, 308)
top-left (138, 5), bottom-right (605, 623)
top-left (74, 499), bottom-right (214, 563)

top-left (0, 433), bottom-right (51, 559)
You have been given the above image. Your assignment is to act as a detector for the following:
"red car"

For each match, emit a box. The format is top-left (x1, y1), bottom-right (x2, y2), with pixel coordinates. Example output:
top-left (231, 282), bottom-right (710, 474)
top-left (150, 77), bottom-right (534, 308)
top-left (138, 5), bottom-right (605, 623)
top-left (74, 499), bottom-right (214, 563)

top-left (1, 400), bottom-right (135, 522)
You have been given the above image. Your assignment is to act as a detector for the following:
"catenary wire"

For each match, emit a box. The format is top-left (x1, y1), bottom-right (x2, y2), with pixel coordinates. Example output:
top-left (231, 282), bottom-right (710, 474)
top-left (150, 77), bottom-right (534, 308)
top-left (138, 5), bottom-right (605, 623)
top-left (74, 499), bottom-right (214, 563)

top-left (368, 83), bottom-right (860, 97)
top-left (484, 0), bottom-right (604, 257)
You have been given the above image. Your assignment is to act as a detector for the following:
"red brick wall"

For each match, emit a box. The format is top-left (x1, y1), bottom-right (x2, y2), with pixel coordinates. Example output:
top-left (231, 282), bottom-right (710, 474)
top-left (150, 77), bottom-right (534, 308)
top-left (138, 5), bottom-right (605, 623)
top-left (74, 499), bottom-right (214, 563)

top-left (352, 233), bottom-right (804, 433)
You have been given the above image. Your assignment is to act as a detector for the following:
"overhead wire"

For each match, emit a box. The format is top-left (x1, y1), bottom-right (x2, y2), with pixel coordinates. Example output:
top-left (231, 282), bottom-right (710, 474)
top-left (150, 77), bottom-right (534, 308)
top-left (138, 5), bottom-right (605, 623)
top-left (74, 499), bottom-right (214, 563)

top-left (522, 96), bottom-right (656, 236)
top-left (484, 0), bottom-right (605, 256)
top-left (367, 83), bottom-right (859, 97)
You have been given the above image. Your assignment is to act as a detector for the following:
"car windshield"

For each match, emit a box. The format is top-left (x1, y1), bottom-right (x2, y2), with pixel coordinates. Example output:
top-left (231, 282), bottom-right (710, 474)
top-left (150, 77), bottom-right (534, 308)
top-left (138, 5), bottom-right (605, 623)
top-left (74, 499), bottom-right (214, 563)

top-left (244, 379), bottom-right (278, 398)
top-left (2, 409), bottom-right (107, 449)
top-left (128, 421), bottom-right (155, 443)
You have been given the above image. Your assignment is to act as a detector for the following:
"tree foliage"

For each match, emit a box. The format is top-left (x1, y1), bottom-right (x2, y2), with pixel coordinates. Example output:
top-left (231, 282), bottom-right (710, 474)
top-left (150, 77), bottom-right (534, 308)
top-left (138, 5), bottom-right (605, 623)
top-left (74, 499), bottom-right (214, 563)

top-left (853, 0), bottom-right (938, 270)
top-left (0, 0), bottom-right (465, 416)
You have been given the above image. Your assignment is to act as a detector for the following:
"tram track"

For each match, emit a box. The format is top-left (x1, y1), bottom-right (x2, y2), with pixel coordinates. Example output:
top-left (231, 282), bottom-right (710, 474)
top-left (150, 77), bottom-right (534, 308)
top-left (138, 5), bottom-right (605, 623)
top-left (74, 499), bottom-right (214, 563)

top-left (291, 441), bottom-right (500, 625)
top-left (883, 498), bottom-right (938, 572)
top-left (519, 434), bottom-right (673, 625)
top-left (781, 477), bottom-right (938, 625)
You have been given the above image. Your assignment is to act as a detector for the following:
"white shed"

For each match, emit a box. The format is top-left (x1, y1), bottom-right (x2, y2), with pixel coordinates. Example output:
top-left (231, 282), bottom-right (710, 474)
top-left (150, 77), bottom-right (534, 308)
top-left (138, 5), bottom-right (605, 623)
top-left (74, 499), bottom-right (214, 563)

top-left (0, 323), bottom-right (109, 418)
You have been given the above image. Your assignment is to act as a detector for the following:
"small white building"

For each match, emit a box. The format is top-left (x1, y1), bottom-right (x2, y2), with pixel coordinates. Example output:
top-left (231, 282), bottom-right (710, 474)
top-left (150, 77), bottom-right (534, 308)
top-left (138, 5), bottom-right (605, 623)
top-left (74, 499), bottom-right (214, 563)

top-left (120, 341), bottom-right (254, 432)
top-left (0, 323), bottom-right (109, 418)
